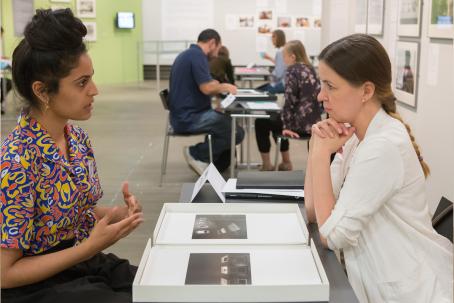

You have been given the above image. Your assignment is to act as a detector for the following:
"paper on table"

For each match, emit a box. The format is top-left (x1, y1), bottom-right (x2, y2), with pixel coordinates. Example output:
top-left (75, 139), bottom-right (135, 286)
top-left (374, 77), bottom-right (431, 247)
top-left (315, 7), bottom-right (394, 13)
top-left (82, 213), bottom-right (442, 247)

top-left (190, 163), bottom-right (226, 202)
top-left (223, 179), bottom-right (304, 197)
top-left (220, 94), bottom-right (236, 109)
top-left (246, 101), bottom-right (280, 110)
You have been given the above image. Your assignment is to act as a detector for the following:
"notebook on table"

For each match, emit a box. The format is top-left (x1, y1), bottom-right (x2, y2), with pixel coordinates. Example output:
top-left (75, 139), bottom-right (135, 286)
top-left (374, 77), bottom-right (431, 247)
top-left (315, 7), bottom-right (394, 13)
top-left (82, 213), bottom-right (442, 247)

top-left (236, 170), bottom-right (305, 190)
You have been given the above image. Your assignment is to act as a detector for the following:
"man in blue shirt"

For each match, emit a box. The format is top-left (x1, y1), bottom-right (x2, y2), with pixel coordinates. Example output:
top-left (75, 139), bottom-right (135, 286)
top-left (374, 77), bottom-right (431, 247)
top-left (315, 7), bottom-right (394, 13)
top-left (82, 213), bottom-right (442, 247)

top-left (169, 29), bottom-right (244, 174)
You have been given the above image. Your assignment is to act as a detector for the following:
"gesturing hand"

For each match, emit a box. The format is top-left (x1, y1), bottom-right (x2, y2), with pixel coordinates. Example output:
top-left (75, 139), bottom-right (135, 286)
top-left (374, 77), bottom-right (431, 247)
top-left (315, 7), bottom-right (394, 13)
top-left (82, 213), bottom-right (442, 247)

top-left (86, 206), bottom-right (143, 254)
top-left (122, 181), bottom-right (142, 217)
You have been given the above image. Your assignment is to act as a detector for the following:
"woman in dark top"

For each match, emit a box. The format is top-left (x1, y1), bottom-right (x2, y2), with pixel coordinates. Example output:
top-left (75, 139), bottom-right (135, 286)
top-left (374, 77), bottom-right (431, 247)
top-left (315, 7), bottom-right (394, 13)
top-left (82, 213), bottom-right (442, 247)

top-left (255, 40), bottom-right (321, 171)
top-left (209, 46), bottom-right (235, 84)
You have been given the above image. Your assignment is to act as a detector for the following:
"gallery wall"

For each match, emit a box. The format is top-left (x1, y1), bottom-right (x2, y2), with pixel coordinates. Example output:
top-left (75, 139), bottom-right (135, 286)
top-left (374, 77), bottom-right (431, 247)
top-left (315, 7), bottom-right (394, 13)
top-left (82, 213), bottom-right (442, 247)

top-left (142, 0), bottom-right (322, 66)
top-left (322, 0), bottom-right (454, 212)
top-left (1, 0), bottom-right (143, 85)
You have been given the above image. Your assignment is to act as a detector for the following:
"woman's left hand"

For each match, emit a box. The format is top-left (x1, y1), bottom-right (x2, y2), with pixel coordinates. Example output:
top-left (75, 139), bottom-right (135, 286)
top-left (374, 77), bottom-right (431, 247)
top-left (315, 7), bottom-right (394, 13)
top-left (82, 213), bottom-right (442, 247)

top-left (311, 118), bottom-right (356, 155)
top-left (122, 181), bottom-right (142, 217)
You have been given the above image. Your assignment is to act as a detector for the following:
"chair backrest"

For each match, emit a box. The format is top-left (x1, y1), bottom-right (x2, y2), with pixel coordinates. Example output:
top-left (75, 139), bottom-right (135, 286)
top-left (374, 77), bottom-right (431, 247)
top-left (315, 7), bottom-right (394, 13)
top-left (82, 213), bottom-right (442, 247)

top-left (432, 196), bottom-right (453, 243)
top-left (159, 89), bottom-right (170, 111)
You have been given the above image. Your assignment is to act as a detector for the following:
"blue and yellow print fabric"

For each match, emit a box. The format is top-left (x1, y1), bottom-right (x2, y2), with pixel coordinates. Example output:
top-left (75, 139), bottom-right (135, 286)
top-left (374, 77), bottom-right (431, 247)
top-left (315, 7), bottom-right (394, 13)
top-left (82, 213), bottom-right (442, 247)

top-left (1, 112), bottom-right (103, 255)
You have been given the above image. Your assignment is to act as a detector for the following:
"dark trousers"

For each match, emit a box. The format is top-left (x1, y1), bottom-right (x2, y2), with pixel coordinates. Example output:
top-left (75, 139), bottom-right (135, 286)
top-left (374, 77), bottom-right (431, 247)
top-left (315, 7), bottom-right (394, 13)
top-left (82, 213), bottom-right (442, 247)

top-left (186, 109), bottom-right (245, 171)
top-left (2, 241), bottom-right (137, 303)
top-left (255, 117), bottom-right (289, 153)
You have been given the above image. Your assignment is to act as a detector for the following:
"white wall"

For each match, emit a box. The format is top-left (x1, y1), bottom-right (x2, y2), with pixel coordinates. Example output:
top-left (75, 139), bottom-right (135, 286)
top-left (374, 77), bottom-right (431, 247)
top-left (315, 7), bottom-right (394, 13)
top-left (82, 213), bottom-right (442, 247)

top-left (142, 0), bottom-right (320, 65)
top-left (322, 0), bottom-right (454, 212)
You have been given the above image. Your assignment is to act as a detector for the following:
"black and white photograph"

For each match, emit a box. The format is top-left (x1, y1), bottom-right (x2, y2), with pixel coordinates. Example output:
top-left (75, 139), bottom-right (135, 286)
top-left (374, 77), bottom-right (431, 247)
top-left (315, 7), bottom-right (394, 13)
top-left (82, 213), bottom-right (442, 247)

top-left (394, 41), bottom-right (419, 108)
top-left (367, 0), bottom-right (384, 35)
top-left (185, 253), bottom-right (252, 285)
top-left (76, 0), bottom-right (96, 18)
top-left (83, 21), bottom-right (96, 41)
top-left (192, 214), bottom-right (247, 239)
top-left (354, 0), bottom-right (367, 33)
top-left (239, 15), bottom-right (254, 28)
top-left (398, 0), bottom-right (421, 37)
top-left (428, 0), bottom-right (454, 38)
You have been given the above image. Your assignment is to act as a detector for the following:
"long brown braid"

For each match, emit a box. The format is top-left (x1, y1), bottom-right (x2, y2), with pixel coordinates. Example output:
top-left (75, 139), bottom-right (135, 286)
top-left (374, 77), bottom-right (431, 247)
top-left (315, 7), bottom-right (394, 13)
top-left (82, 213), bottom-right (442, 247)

top-left (319, 34), bottom-right (430, 177)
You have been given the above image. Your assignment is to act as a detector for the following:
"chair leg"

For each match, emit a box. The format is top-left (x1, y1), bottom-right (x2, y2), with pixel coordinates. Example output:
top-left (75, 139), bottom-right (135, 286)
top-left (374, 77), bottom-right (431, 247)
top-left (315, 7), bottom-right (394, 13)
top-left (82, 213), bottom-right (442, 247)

top-left (208, 134), bottom-right (213, 163)
top-left (274, 137), bottom-right (281, 171)
top-left (160, 126), bottom-right (170, 187)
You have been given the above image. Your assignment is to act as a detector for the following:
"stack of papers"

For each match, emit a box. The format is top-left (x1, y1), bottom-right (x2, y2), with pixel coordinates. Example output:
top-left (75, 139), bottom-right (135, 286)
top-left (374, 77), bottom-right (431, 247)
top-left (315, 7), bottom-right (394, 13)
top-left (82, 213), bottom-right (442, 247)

top-left (245, 101), bottom-right (280, 110)
top-left (222, 179), bottom-right (304, 201)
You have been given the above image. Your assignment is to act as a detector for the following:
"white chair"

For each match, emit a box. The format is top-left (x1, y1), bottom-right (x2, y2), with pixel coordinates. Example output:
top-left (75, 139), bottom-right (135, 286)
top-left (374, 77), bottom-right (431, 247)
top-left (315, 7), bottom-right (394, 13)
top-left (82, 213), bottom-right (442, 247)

top-left (159, 89), bottom-right (213, 186)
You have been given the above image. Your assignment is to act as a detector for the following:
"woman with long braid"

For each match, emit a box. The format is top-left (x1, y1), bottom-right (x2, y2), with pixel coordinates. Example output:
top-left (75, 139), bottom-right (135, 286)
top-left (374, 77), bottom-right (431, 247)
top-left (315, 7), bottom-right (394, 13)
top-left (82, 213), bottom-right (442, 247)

top-left (304, 34), bottom-right (452, 303)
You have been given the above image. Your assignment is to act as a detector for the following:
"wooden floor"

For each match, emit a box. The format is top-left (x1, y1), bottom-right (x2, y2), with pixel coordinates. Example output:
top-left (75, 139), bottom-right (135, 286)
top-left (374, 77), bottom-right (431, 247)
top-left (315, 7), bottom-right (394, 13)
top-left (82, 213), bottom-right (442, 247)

top-left (0, 80), bottom-right (309, 265)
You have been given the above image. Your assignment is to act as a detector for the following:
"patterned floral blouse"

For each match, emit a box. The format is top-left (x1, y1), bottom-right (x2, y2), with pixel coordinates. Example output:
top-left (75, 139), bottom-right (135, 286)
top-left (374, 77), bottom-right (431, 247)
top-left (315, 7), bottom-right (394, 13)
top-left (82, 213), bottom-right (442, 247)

top-left (282, 63), bottom-right (322, 135)
top-left (1, 112), bottom-right (103, 255)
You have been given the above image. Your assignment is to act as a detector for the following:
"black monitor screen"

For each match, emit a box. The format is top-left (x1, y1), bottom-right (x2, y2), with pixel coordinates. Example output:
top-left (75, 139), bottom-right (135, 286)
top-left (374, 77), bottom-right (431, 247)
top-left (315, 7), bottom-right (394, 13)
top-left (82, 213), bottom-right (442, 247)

top-left (117, 12), bottom-right (134, 29)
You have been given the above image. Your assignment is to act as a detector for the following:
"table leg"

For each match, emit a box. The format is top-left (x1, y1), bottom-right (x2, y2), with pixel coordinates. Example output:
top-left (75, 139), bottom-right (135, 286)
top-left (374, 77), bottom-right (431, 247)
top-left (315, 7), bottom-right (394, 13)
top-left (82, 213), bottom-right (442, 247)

top-left (230, 116), bottom-right (236, 178)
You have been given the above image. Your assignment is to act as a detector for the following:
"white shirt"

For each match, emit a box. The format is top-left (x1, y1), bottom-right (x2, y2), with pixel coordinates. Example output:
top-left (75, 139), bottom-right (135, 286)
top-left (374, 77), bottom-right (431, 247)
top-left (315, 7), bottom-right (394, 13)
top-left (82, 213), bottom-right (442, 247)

top-left (320, 108), bottom-right (453, 303)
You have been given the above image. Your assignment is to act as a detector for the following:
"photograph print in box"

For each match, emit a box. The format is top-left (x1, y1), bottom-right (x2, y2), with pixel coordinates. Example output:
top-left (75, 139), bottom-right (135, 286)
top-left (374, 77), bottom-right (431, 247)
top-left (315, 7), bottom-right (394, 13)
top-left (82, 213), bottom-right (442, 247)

top-left (394, 41), bottom-right (419, 108)
top-left (397, 0), bottom-right (422, 37)
top-left (185, 253), bottom-right (252, 285)
top-left (192, 215), bottom-right (247, 239)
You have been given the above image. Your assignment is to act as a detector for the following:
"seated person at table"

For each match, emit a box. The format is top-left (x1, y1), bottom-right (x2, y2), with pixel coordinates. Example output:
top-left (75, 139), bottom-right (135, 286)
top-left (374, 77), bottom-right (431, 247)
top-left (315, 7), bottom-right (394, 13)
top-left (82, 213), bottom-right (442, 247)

top-left (209, 45), bottom-right (235, 84)
top-left (1, 9), bottom-right (143, 303)
top-left (255, 40), bottom-right (321, 171)
top-left (305, 34), bottom-right (452, 303)
top-left (169, 29), bottom-right (244, 174)
top-left (256, 29), bottom-right (286, 94)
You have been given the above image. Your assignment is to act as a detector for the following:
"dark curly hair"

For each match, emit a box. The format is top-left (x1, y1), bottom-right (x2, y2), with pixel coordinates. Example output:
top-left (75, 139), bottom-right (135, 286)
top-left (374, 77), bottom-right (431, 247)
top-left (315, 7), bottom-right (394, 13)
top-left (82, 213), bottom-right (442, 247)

top-left (12, 8), bottom-right (87, 108)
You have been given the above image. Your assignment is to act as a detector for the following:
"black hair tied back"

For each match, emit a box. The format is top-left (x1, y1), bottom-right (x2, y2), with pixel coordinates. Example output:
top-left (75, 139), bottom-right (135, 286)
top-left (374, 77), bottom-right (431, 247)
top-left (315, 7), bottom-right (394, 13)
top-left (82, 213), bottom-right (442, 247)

top-left (12, 8), bottom-right (88, 108)
top-left (25, 8), bottom-right (87, 51)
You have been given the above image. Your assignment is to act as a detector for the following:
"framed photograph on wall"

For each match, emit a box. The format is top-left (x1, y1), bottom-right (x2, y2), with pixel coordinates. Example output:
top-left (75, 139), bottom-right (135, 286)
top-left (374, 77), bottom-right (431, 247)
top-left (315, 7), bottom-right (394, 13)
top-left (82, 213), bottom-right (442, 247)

top-left (397, 0), bottom-right (422, 37)
top-left (76, 0), bottom-right (96, 18)
top-left (394, 41), bottom-right (419, 108)
top-left (367, 0), bottom-right (385, 35)
top-left (428, 0), bottom-right (454, 39)
top-left (354, 0), bottom-right (368, 33)
top-left (83, 21), bottom-right (96, 41)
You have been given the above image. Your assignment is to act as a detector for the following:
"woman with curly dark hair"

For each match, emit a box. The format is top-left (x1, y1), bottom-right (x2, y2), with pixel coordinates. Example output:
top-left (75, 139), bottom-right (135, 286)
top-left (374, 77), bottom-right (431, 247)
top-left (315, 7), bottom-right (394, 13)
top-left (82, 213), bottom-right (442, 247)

top-left (1, 9), bottom-right (143, 303)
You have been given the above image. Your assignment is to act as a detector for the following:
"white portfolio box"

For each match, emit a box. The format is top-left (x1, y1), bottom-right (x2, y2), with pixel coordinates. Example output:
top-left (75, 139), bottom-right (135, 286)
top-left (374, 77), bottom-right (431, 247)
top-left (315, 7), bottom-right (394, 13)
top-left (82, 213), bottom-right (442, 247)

top-left (133, 203), bottom-right (329, 302)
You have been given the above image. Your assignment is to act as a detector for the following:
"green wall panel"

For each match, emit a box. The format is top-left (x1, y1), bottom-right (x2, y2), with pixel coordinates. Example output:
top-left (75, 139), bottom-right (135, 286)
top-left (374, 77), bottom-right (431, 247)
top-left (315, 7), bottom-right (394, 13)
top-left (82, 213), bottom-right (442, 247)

top-left (1, 0), bottom-right (143, 85)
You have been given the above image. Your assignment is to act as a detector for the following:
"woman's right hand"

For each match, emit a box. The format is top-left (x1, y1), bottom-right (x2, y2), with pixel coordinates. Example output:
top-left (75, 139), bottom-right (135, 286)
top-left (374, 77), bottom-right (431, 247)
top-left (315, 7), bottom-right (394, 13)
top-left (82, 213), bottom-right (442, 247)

top-left (84, 206), bottom-right (143, 255)
top-left (282, 129), bottom-right (300, 138)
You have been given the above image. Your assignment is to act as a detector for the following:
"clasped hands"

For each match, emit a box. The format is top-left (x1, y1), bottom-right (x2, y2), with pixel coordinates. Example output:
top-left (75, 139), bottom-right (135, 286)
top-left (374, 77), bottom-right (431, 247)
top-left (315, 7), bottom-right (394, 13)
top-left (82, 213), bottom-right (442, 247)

top-left (310, 118), bottom-right (356, 155)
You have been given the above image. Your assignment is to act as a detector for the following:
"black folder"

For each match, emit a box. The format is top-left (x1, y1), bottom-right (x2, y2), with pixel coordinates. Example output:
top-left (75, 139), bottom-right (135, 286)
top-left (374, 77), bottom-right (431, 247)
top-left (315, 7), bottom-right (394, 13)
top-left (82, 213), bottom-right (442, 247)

top-left (236, 170), bottom-right (304, 190)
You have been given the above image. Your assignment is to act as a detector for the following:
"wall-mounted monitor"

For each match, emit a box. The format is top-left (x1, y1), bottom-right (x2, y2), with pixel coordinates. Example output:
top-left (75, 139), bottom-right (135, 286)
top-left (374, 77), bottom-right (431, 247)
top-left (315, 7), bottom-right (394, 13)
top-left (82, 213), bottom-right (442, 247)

top-left (116, 12), bottom-right (135, 29)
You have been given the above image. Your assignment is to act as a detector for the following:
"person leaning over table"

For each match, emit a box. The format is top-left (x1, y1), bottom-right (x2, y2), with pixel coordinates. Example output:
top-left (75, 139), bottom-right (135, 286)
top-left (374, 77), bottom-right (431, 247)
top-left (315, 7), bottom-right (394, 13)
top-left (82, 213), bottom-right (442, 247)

top-left (1, 9), bottom-right (143, 303)
top-left (304, 34), bottom-right (453, 303)
top-left (169, 29), bottom-right (244, 175)
top-left (254, 40), bottom-right (321, 171)
top-left (209, 45), bottom-right (235, 85)
top-left (256, 29), bottom-right (287, 94)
